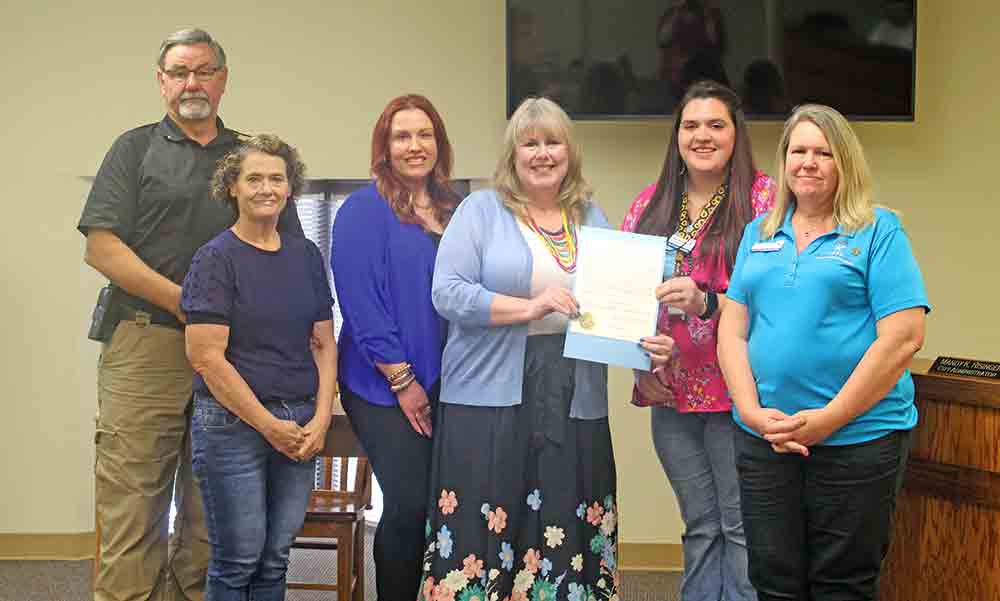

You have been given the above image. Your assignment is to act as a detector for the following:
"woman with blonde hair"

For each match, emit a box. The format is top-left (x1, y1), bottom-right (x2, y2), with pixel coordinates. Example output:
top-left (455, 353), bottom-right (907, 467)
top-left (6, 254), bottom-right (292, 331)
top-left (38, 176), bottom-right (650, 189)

top-left (419, 97), bottom-right (673, 601)
top-left (718, 104), bottom-right (929, 601)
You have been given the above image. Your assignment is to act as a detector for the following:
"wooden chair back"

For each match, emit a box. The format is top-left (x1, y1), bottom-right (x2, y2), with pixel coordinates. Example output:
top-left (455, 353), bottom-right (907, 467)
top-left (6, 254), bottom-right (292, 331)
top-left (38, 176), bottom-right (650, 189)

top-left (312, 415), bottom-right (372, 511)
top-left (288, 413), bottom-right (372, 601)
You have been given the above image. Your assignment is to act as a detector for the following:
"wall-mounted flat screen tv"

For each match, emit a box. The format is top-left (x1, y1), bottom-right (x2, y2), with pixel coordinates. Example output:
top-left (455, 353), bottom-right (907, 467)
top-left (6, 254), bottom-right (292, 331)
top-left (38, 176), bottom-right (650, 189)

top-left (508, 0), bottom-right (916, 121)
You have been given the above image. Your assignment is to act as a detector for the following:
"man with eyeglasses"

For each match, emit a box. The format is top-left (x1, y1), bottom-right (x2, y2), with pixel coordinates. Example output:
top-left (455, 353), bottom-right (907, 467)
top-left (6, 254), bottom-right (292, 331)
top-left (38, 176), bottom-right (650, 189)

top-left (77, 28), bottom-right (302, 601)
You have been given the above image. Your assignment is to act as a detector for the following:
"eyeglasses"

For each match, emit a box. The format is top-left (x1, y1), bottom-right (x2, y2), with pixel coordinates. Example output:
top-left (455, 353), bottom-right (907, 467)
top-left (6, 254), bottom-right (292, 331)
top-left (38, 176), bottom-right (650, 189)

top-left (161, 66), bottom-right (223, 82)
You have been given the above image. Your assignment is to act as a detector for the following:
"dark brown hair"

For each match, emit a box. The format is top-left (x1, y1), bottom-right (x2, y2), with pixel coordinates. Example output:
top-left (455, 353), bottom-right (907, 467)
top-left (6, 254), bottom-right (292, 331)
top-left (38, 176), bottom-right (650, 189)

top-left (634, 80), bottom-right (756, 272)
top-left (212, 134), bottom-right (306, 217)
top-left (370, 94), bottom-right (460, 226)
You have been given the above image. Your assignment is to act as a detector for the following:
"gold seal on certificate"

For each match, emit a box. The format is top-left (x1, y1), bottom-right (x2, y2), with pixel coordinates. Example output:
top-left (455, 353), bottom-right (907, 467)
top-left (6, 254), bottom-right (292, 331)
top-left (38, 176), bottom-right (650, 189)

top-left (578, 311), bottom-right (595, 330)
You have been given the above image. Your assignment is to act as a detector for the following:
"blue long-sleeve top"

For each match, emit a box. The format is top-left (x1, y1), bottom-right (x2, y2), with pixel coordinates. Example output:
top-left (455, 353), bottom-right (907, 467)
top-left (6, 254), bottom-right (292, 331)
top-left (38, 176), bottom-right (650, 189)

top-left (432, 188), bottom-right (609, 419)
top-left (331, 183), bottom-right (444, 407)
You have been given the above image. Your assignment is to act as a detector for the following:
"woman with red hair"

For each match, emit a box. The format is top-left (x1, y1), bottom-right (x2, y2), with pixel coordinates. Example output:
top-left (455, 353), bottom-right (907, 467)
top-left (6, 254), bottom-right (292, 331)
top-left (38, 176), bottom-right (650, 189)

top-left (331, 94), bottom-right (460, 601)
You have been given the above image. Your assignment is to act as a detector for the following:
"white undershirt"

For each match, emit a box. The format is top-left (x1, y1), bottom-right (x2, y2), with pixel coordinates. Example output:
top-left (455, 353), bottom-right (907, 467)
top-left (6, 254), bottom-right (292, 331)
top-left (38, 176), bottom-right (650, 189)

top-left (517, 220), bottom-right (576, 336)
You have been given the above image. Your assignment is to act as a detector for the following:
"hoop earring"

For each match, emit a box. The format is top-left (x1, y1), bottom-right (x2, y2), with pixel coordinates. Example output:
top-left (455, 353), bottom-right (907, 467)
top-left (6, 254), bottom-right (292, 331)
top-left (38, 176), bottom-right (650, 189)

top-left (679, 161), bottom-right (687, 176)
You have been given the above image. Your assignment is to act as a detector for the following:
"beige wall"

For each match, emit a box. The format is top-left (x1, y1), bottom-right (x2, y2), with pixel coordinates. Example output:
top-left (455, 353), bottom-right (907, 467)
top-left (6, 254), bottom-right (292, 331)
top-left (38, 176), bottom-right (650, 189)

top-left (2, 1), bottom-right (997, 547)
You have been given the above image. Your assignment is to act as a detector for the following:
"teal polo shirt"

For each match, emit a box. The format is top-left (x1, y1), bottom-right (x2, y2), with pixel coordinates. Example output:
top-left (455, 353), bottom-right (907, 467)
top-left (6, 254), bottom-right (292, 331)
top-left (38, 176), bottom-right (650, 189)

top-left (727, 206), bottom-right (930, 445)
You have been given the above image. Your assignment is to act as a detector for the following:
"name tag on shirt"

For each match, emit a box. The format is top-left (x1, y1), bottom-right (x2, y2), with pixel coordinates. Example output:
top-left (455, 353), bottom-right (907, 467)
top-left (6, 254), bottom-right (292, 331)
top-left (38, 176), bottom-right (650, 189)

top-left (751, 240), bottom-right (785, 253)
top-left (667, 233), bottom-right (696, 254)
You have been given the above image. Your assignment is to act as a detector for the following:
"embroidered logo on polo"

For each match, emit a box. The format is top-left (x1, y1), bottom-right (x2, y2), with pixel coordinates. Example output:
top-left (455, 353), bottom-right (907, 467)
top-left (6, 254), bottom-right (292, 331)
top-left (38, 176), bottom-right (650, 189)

top-left (817, 237), bottom-right (859, 266)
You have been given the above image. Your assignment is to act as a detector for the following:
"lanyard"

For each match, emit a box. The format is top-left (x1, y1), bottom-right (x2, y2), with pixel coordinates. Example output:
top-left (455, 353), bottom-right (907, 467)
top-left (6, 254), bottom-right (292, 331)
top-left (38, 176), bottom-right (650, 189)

top-left (669, 184), bottom-right (726, 276)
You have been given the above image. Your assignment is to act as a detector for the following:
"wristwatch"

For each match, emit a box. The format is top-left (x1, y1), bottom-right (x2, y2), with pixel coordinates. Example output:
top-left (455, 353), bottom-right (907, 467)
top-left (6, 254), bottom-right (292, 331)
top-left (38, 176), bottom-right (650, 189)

top-left (698, 290), bottom-right (718, 320)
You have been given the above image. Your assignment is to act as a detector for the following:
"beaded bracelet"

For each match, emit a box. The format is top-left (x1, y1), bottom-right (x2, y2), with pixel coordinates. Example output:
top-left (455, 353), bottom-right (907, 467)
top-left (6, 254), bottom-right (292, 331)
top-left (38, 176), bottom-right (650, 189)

top-left (388, 369), bottom-right (413, 386)
top-left (386, 362), bottom-right (413, 383)
top-left (390, 372), bottom-right (416, 392)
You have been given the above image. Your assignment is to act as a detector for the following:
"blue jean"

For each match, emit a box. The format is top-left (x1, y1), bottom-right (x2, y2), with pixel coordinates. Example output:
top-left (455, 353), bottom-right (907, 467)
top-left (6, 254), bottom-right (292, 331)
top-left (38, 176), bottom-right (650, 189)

top-left (652, 407), bottom-right (756, 601)
top-left (735, 428), bottom-right (910, 601)
top-left (191, 392), bottom-right (317, 601)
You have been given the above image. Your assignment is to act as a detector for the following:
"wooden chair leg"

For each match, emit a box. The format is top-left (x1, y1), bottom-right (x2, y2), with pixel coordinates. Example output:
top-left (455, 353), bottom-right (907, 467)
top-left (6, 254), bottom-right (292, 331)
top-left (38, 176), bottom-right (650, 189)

top-left (338, 529), bottom-right (354, 601)
top-left (353, 520), bottom-right (366, 601)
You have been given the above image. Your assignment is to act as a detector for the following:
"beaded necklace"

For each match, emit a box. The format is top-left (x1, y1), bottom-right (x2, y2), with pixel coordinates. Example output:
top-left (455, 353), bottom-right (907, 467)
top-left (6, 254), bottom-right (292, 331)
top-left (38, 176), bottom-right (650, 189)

top-left (524, 207), bottom-right (577, 273)
top-left (673, 184), bottom-right (726, 275)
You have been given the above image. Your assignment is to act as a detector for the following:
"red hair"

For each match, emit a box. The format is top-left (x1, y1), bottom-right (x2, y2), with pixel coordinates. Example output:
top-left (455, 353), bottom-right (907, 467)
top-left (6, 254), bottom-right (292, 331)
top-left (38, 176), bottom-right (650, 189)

top-left (370, 94), bottom-right (460, 226)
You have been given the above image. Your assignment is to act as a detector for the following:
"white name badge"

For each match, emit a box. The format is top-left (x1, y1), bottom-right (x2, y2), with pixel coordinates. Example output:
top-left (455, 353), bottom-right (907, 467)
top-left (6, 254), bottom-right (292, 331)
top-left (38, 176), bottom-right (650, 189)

top-left (751, 240), bottom-right (785, 252)
top-left (667, 233), bottom-right (696, 254)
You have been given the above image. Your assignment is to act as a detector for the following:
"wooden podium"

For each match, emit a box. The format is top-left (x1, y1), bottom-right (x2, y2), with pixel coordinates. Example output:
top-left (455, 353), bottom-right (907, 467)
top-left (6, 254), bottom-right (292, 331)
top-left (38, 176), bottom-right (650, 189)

top-left (881, 358), bottom-right (1000, 601)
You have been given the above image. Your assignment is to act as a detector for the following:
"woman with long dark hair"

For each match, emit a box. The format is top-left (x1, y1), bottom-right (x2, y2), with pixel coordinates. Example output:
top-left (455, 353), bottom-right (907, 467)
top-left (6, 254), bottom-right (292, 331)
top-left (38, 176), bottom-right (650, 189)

top-left (331, 94), bottom-right (460, 601)
top-left (621, 80), bottom-right (773, 601)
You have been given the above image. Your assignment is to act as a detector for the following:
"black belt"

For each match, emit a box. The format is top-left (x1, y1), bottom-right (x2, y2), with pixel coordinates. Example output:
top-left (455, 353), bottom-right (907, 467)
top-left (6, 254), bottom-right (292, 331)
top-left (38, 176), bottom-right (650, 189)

top-left (117, 304), bottom-right (184, 331)
top-left (195, 390), bottom-right (315, 405)
top-left (260, 396), bottom-right (316, 405)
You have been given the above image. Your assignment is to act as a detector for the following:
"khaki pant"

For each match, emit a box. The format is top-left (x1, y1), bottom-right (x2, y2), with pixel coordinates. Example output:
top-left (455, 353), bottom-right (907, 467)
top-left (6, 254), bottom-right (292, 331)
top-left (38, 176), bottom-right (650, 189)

top-left (94, 320), bottom-right (209, 601)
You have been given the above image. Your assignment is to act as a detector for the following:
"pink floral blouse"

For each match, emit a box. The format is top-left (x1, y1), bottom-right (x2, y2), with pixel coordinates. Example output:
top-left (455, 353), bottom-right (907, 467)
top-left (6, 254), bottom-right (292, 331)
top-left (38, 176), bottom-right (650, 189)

top-left (621, 172), bottom-right (775, 412)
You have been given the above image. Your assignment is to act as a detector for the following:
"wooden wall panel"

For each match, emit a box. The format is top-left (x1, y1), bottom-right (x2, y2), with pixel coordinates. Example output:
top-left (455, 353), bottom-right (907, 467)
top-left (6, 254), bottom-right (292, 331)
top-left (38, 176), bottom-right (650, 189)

top-left (881, 360), bottom-right (1000, 600)
top-left (910, 400), bottom-right (1000, 472)
top-left (883, 493), bottom-right (1000, 601)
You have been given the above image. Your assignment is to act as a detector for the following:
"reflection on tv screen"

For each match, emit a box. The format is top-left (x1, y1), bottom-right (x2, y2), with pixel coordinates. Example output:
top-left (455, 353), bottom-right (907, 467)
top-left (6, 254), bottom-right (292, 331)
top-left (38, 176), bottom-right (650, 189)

top-left (508, 0), bottom-right (915, 120)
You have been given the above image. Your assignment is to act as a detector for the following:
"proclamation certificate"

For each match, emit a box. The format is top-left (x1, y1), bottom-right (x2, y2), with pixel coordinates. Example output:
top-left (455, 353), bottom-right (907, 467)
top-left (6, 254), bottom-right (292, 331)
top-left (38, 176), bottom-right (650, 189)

top-left (563, 226), bottom-right (666, 370)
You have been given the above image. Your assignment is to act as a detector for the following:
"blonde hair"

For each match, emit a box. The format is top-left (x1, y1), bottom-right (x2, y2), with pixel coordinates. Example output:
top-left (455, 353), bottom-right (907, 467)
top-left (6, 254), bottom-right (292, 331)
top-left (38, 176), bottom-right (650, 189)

top-left (761, 104), bottom-right (875, 239)
top-left (494, 97), bottom-right (592, 223)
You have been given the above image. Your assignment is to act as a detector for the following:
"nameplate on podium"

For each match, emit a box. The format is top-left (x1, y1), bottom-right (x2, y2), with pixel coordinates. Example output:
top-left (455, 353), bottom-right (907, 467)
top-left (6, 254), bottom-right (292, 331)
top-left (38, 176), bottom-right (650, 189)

top-left (928, 356), bottom-right (1000, 380)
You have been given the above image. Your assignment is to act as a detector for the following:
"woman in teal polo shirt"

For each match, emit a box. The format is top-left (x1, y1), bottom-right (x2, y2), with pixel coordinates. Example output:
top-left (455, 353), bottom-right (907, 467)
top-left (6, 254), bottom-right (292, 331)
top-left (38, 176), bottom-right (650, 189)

top-left (718, 104), bottom-right (929, 601)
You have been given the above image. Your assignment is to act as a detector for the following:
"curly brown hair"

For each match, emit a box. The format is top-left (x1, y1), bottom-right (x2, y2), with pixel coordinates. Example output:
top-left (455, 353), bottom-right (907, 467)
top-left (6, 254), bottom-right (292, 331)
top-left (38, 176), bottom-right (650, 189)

top-left (212, 134), bottom-right (307, 217)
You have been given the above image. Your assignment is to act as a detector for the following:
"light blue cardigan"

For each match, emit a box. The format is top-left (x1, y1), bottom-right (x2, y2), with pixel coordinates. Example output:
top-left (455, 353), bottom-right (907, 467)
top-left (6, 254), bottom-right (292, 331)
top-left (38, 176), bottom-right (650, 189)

top-left (432, 188), bottom-right (610, 419)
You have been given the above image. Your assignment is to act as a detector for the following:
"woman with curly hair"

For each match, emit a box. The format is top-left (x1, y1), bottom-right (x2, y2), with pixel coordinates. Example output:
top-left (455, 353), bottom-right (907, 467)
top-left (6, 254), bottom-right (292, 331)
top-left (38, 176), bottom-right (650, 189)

top-left (182, 134), bottom-right (337, 601)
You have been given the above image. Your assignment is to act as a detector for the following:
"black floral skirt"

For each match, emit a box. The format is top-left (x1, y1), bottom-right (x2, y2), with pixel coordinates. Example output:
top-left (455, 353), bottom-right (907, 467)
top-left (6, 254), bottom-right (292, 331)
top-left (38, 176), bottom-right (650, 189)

top-left (420, 334), bottom-right (619, 601)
